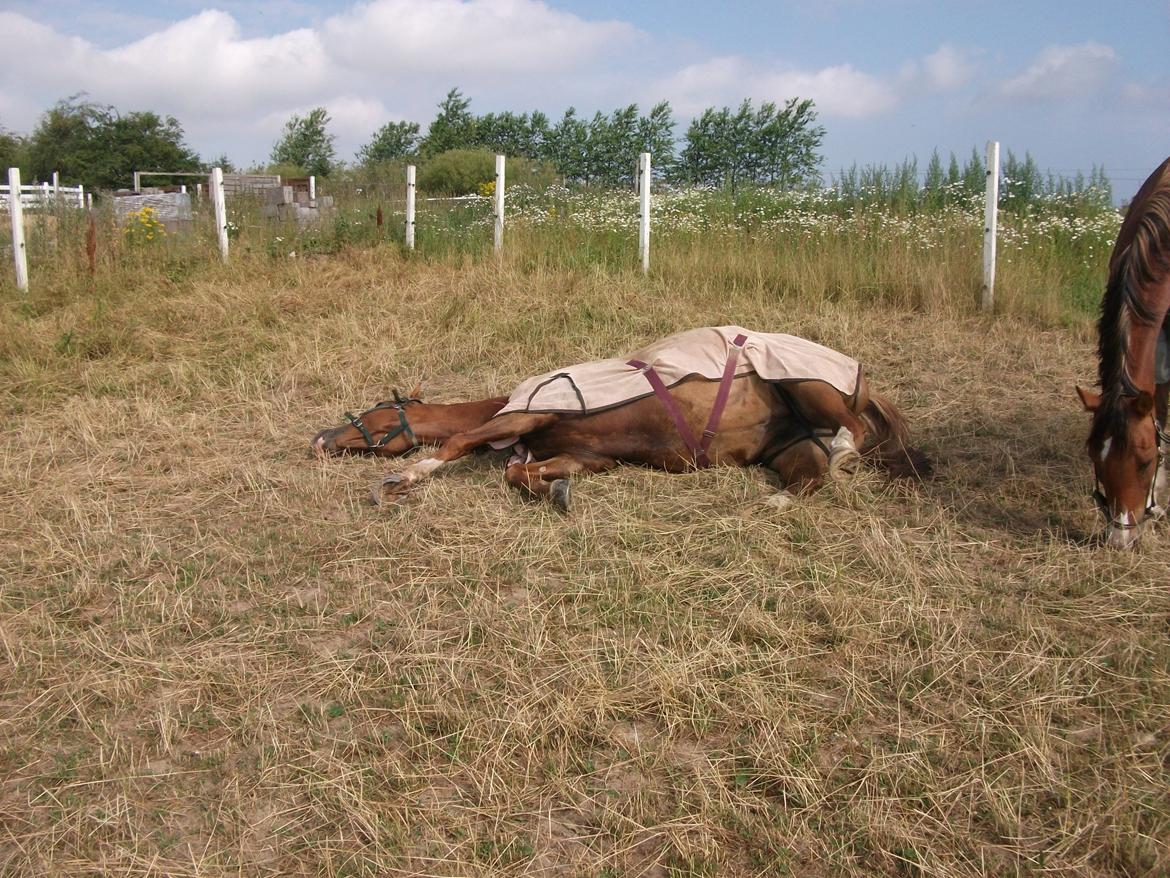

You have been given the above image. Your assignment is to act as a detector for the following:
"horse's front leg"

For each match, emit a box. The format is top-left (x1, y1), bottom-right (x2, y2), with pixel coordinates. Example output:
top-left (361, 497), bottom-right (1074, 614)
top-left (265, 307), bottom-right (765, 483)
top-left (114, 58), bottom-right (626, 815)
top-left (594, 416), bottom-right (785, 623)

top-left (1154, 380), bottom-right (1170, 515)
top-left (373, 412), bottom-right (558, 504)
top-left (783, 380), bottom-right (869, 479)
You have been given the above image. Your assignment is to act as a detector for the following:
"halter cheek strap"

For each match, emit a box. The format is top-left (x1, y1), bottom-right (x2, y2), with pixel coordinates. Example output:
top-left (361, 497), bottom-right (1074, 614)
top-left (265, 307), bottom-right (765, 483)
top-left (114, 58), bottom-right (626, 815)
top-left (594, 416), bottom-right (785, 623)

top-left (342, 395), bottom-right (419, 450)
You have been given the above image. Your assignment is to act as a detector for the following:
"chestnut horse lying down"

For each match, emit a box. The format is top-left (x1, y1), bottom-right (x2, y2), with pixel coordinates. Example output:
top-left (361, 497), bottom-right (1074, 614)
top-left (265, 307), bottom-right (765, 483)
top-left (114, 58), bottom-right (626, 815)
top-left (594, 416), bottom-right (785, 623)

top-left (313, 326), bottom-right (931, 509)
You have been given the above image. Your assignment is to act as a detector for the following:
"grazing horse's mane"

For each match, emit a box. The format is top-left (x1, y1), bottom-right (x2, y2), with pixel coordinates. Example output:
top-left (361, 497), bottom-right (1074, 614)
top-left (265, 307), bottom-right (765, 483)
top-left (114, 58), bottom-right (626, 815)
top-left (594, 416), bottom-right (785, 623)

top-left (1092, 157), bottom-right (1170, 449)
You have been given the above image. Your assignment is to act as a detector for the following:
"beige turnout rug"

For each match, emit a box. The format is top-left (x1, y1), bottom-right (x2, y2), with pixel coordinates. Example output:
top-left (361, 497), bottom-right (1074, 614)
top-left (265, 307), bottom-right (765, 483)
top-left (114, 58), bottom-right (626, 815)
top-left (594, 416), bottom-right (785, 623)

top-left (495, 326), bottom-right (861, 417)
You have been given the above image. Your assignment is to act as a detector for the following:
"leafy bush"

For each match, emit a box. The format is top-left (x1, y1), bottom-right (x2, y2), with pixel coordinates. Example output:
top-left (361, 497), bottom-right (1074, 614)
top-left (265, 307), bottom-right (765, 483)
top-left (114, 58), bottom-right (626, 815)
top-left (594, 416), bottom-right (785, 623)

top-left (418, 150), bottom-right (496, 195)
top-left (419, 150), bottom-right (558, 196)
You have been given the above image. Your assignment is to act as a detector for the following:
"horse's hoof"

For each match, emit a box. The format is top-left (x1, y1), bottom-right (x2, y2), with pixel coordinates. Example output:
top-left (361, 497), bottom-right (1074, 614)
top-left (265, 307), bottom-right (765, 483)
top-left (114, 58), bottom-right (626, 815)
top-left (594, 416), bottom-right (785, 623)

top-left (550, 479), bottom-right (572, 512)
top-left (828, 447), bottom-right (861, 479)
top-left (764, 491), bottom-right (795, 511)
top-left (370, 474), bottom-right (410, 506)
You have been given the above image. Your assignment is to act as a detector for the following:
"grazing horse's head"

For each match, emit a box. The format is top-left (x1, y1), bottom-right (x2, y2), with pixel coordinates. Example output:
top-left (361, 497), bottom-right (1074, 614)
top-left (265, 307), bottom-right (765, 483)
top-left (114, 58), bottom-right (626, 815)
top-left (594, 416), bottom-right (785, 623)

top-left (312, 388), bottom-right (424, 457)
top-left (1076, 385), bottom-right (1163, 549)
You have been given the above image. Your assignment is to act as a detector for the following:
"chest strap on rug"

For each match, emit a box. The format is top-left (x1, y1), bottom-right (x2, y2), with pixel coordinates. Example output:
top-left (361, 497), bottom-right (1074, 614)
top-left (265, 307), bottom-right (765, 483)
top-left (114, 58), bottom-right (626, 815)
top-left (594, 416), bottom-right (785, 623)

top-left (628, 333), bottom-right (748, 469)
top-left (700, 333), bottom-right (748, 460)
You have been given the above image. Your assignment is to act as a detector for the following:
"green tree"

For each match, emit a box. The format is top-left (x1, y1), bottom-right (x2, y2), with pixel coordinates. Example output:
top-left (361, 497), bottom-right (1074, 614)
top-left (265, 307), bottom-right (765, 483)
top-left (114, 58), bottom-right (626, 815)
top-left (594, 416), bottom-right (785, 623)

top-left (637, 100), bottom-right (676, 180)
top-left (270, 107), bottom-right (336, 176)
top-left (0, 124), bottom-right (28, 175)
top-left (673, 98), bottom-right (822, 190)
top-left (27, 96), bottom-right (201, 189)
top-left (544, 108), bottom-right (588, 183)
top-left (420, 88), bottom-right (476, 158)
top-left (960, 147), bottom-right (984, 197)
top-left (473, 111), bottom-right (549, 160)
top-left (1001, 149), bottom-right (1043, 210)
top-left (357, 121), bottom-right (420, 164)
top-left (923, 149), bottom-right (945, 208)
top-left (209, 153), bottom-right (236, 173)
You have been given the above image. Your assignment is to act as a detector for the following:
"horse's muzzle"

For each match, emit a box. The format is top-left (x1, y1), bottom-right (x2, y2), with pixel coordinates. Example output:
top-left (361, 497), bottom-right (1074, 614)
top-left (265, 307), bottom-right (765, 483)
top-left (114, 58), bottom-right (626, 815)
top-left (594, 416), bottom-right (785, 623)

top-left (311, 429), bottom-right (337, 457)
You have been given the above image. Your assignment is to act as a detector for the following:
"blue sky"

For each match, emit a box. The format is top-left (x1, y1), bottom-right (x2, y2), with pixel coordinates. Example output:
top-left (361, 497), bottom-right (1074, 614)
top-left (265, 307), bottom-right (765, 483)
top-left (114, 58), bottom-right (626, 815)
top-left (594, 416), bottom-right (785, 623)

top-left (2, 0), bottom-right (1167, 191)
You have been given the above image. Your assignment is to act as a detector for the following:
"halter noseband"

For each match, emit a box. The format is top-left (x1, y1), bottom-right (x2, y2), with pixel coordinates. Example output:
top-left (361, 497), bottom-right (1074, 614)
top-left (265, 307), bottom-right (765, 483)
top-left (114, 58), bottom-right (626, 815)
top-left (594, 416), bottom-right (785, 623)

top-left (342, 390), bottom-right (420, 451)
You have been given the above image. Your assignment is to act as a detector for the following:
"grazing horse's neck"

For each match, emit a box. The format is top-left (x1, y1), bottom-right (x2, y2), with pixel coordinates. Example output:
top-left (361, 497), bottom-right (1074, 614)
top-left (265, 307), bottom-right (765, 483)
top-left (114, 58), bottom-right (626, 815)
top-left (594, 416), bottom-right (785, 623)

top-left (1100, 159), bottom-right (1170, 402)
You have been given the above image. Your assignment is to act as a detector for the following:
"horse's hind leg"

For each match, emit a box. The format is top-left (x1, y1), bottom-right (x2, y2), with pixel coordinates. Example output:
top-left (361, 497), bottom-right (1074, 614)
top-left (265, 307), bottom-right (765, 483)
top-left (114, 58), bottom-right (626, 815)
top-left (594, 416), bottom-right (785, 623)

top-left (504, 452), bottom-right (617, 512)
top-left (782, 380), bottom-right (869, 479)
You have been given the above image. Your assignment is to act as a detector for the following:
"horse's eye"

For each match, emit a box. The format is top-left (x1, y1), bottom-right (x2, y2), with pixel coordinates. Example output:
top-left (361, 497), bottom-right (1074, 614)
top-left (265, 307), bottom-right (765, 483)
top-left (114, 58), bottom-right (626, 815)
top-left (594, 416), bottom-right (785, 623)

top-left (1139, 458), bottom-right (1156, 473)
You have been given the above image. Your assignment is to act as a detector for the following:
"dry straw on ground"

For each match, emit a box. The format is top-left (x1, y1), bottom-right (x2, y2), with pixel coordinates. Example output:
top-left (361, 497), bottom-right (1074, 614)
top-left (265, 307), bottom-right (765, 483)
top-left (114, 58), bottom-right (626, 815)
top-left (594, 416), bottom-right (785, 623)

top-left (1, 245), bottom-right (1167, 877)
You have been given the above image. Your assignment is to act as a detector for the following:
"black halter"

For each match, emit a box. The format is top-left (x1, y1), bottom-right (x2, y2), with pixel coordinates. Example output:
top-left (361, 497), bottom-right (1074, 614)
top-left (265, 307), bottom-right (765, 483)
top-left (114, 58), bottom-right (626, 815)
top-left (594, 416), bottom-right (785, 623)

top-left (342, 390), bottom-right (420, 451)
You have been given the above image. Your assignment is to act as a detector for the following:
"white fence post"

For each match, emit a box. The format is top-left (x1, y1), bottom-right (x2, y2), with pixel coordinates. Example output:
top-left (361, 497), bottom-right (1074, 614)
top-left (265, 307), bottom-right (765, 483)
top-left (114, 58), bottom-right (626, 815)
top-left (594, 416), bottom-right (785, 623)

top-left (210, 167), bottom-right (229, 263)
top-left (7, 168), bottom-right (29, 293)
top-left (78, 184), bottom-right (85, 209)
top-left (309, 175), bottom-right (316, 201)
top-left (982, 140), bottom-right (1000, 312)
top-left (405, 165), bottom-right (416, 250)
top-left (42, 181), bottom-right (50, 205)
top-left (493, 154), bottom-right (505, 255)
top-left (52, 171), bottom-right (59, 196)
top-left (133, 171), bottom-right (141, 193)
top-left (638, 152), bottom-right (651, 275)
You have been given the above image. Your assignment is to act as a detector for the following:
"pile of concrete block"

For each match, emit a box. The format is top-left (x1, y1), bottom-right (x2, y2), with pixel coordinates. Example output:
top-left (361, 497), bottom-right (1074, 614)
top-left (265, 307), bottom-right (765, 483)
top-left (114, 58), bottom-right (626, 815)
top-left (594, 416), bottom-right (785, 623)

top-left (260, 186), bottom-right (335, 225)
top-left (113, 190), bottom-right (194, 235)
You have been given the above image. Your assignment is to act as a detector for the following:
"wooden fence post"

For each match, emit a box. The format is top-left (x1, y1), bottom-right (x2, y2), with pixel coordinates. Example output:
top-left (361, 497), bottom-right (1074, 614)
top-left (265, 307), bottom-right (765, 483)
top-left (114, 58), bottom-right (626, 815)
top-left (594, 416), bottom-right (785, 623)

top-left (52, 171), bottom-right (59, 196)
top-left (7, 168), bottom-right (29, 293)
top-left (210, 167), bottom-right (229, 263)
top-left (982, 140), bottom-right (1000, 312)
top-left (638, 152), bottom-right (651, 275)
top-left (309, 176), bottom-right (316, 201)
top-left (78, 184), bottom-right (85, 209)
top-left (405, 165), bottom-right (416, 250)
top-left (494, 154), bottom-right (505, 255)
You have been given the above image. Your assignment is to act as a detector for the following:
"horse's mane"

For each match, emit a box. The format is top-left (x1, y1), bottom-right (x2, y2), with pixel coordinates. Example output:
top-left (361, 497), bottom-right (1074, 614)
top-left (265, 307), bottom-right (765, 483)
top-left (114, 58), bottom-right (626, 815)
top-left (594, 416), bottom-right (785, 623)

top-left (1092, 157), bottom-right (1170, 448)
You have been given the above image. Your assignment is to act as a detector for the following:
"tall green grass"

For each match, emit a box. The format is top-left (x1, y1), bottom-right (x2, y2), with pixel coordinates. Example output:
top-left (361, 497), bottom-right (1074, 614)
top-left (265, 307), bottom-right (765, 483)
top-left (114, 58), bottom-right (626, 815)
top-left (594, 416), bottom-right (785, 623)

top-left (1, 179), bottom-right (1119, 331)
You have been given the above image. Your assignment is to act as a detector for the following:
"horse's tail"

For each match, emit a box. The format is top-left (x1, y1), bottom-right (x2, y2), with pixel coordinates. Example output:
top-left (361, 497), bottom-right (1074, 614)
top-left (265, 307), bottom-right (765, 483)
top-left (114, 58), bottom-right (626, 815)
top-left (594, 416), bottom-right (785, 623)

top-left (860, 392), bottom-right (933, 479)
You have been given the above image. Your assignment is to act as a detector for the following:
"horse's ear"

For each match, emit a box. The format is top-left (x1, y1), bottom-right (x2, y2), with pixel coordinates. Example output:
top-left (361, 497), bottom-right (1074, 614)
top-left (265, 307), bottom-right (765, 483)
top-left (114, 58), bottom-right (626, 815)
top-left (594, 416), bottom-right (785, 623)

top-left (1075, 385), bottom-right (1101, 412)
top-left (408, 383), bottom-right (423, 400)
top-left (1131, 390), bottom-right (1154, 417)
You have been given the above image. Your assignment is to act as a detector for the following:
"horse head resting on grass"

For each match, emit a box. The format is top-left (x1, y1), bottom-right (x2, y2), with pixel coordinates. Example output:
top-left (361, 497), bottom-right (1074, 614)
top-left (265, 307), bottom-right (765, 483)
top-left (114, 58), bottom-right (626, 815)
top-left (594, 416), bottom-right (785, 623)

top-left (1075, 156), bottom-right (1170, 549)
top-left (312, 389), bottom-right (508, 457)
top-left (313, 327), bottom-right (932, 510)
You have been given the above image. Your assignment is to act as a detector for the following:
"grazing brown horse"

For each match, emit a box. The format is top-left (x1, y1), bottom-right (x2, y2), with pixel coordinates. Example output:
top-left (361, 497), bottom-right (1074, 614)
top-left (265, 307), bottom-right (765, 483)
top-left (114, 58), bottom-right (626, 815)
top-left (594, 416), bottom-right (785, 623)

top-left (1076, 157), bottom-right (1170, 549)
top-left (314, 328), bottom-right (931, 510)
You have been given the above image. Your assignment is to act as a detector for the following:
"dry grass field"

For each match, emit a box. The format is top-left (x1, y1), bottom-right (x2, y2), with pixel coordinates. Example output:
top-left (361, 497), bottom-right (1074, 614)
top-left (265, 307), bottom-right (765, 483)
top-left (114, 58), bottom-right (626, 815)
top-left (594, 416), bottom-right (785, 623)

top-left (1, 232), bottom-right (1167, 876)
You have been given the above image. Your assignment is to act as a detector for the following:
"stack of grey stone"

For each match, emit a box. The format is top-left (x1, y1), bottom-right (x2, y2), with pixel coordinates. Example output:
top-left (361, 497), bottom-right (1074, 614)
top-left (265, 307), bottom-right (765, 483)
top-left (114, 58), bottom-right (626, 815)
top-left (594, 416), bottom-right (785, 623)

top-left (113, 190), bottom-right (194, 235)
top-left (260, 186), bottom-right (335, 225)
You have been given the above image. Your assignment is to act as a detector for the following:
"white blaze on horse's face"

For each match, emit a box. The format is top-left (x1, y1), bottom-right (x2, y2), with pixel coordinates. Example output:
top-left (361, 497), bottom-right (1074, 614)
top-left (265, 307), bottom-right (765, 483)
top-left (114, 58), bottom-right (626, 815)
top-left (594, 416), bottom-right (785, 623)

top-left (1105, 510), bottom-right (1140, 550)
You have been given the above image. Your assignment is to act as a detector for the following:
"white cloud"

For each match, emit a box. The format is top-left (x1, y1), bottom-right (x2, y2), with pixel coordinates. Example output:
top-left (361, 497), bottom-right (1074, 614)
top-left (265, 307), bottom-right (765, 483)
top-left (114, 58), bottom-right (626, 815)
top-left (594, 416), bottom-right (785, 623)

top-left (0, 2), bottom-right (640, 162)
top-left (322, 0), bottom-right (638, 77)
top-left (900, 44), bottom-right (978, 93)
top-left (656, 45), bottom-right (975, 120)
top-left (997, 42), bottom-right (1117, 101)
